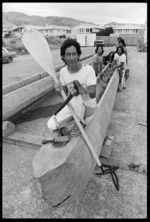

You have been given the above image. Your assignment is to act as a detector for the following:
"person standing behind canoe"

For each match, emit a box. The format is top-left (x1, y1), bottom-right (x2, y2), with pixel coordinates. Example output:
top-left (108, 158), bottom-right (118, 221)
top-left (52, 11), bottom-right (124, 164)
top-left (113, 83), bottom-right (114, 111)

top-left (103, 51), bottom-right (115, 66)
top-left (117, 39), bottom-right (128, 64)
top-left (116, 37), bottom-right (122, 49)
top-left (112, 45), bottom-right (126, 91)
top-left (91, 45), bottom-right (104, 77)
top-left (47, 38), bottom-right (97, 133)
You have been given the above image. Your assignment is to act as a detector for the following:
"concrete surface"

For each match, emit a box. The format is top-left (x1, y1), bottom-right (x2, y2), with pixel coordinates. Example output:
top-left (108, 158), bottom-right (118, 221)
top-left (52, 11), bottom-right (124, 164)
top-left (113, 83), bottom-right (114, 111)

top-left (2, 47), bottom-right (147, 218)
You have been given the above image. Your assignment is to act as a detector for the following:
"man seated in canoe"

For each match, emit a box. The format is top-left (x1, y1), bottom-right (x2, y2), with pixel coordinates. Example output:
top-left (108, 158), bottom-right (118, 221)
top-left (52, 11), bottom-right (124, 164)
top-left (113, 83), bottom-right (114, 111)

top-left (47, 38), bottom-right (97, 134)
top-left (112, 45), bottom-right (127, 91)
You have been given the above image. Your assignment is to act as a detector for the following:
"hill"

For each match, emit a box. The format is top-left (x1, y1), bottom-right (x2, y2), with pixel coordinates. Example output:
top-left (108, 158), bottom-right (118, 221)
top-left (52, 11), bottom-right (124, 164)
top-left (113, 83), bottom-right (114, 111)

top-left (3, 11), bottom-right (96, 28)
top-left (104, 21), bottom-right (145, 28)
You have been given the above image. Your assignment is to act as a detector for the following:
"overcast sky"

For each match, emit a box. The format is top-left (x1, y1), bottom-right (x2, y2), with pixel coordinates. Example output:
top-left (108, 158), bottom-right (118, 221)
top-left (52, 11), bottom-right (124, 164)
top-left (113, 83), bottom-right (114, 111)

top-left (3, 2), bottom-right (147, 25)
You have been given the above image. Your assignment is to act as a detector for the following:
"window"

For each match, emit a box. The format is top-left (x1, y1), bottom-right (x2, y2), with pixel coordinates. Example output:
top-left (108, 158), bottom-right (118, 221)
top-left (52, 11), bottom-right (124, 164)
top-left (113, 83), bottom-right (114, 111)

top-left (125, 29), bottom-right (130, 34)
top-left (79, 28), bottom-right (84, 33)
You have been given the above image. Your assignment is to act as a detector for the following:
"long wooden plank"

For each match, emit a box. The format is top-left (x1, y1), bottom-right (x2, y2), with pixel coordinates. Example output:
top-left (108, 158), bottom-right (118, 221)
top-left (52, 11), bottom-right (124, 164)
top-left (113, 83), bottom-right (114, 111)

top-left (3, 132), bottom-right (44, 149)
top-left (99, 155), bottom-right (146, 174)
top-left (3, 76), bottom-right (55, 121)
top-left (3, 72), bottom-right (48, 95)
top-left (32, 69), bottom-right (119, 207)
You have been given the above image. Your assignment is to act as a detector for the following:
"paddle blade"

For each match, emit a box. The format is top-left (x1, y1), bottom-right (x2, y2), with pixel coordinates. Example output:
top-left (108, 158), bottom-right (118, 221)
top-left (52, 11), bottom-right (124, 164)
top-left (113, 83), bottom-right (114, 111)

top-left (22, 29), bottom-right (56, 80)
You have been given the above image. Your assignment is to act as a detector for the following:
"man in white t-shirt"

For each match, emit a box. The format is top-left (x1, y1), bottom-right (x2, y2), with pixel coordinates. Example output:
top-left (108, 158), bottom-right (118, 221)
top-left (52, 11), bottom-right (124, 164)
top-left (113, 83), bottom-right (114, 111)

top-left (47, 38), bottom-right (97, 133)
top-left (112, 46), bottom-right (126, 91)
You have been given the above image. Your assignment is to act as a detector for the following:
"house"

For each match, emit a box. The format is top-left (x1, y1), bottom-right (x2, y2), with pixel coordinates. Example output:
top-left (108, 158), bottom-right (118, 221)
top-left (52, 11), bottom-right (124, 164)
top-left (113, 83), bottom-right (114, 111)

top-left (23, 24), bottom-right (71, 38)
top-left (111, 24), bottom-right (146, 46)
top-left (2, 26), bottom-right (19, 38)
top-left (11, 26), bottom-right (24, 38)
top-left (112, 24), bottom-right (145, 35)
top-left (71, 24), bottom-right (104, 46)
top-left (3, 24), bottom-right (72, 39)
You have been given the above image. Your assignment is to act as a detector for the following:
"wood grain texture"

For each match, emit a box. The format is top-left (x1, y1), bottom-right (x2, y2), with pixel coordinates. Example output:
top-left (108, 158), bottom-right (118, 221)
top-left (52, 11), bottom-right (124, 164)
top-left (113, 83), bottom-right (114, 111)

top-left (3, 76), bottom-right (54, 121)
top-left (32, 69), bottom-right (119, 207)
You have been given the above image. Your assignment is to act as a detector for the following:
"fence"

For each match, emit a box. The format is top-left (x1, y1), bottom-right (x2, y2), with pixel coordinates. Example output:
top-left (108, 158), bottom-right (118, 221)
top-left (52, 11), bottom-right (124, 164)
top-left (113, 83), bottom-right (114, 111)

top-left (96, 35), bottom-right (144, 46)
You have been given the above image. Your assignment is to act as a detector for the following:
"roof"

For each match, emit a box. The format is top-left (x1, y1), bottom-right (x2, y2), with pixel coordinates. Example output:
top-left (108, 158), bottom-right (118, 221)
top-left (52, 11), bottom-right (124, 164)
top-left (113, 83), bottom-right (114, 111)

top-left (113, 24), bottom-right (145, 30)
top-left (73, 24), bottom-right (104, 30)
top-left (23, 24), bottom-right (71, 30)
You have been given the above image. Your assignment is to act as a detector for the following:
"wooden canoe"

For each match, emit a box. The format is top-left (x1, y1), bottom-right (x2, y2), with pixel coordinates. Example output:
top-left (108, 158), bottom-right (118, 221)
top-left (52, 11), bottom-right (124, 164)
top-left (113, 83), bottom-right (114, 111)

top-left (32, 69), bottom-right (119, 208)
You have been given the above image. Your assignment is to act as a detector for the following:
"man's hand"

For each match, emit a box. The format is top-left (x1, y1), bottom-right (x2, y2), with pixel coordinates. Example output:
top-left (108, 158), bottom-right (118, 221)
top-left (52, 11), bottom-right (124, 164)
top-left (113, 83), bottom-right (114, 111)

top-left (70, 87), bottom-right (79, 96)
top-left (55, 82), bottom-right (63, 92)
top-left (112, 66), bottom-right (117, 71)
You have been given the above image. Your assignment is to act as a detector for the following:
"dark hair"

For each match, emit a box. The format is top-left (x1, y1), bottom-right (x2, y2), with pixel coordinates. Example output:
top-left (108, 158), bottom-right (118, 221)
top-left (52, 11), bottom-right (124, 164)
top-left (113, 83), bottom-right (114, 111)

top-left (95, 45), bottom-right (104, 55)
top-left (108, 51), bottom-right (115, 62)
top-left (100, 73), bottom-right (106, 79)
top-left (103, 51), bottom-right (115, 65)
top-left (118, 39), bottom-right (126, 47)
top-left (60, 38), bottom-right (82, 63)
top-left (116, 45), bottom-right (125, 54)
top-left (117, 37), bottom-right (122, 42)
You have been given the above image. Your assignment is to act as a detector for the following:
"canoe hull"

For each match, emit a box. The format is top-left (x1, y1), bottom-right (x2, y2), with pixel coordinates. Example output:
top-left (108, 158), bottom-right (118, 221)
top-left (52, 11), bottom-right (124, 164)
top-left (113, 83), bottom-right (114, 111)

top-left (33, 69), bottom-right (119, 207)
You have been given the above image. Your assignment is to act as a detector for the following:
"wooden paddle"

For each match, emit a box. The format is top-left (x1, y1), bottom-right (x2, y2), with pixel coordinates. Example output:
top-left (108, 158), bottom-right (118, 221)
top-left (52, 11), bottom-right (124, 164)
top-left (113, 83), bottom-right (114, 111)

top-left (22, 29), bottom-right (101, 167)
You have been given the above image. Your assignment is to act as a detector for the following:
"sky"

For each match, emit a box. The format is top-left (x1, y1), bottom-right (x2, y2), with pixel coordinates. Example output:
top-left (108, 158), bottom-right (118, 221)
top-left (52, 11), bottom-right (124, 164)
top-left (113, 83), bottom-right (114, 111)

top-left (2, 2), bottom-right (147, 26)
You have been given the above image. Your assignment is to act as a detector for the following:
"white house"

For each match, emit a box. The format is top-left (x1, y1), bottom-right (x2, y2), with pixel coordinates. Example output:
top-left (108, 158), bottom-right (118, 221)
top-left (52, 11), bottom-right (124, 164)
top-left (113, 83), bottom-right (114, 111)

top-left (23, 24), bottom-right (71, 38)
top-left (71, 24), bottom-right (103, 46)
top-left (112, 24), bottom-right (145, 35)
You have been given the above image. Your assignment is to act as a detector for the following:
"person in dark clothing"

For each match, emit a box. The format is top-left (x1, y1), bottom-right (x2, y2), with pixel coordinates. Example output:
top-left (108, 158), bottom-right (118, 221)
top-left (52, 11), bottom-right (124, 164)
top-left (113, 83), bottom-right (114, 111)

top-left (103, 51), bottom-right (115, 66)
top-left (116, 37), bottom-right (122, 49)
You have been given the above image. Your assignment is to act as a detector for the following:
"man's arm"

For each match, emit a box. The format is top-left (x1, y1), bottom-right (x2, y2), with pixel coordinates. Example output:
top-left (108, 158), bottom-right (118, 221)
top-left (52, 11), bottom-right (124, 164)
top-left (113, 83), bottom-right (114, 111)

top-left (55, 83), bottom-right (68, 96)
top-left (114, 62), bottom-right (124, 69)
top-left (87, 85), bottom-right (96, 98)
top-left (111, 59), bottom-right (115, 67)
top-left (92, 62), bottom-right (99, 76)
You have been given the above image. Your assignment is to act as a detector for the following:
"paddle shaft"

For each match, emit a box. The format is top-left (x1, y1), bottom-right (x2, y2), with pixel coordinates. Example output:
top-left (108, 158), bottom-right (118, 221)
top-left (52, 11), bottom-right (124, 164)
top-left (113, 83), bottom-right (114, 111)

top-left (57, 86), bottom-right (102, 167)
top-left (100, 63), bottom-right (110, 76)
top-left (54, 81), bottom-right (79, 116)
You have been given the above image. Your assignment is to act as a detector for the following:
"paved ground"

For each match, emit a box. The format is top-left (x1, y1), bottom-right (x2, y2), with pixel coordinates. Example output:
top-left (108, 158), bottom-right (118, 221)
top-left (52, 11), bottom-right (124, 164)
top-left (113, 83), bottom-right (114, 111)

top-left (2, 47), bottom-right (147, 218)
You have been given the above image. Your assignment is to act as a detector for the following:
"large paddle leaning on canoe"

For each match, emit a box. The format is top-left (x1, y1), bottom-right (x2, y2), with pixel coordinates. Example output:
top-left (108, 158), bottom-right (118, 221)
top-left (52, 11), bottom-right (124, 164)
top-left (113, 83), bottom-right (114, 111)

top-left (22, 29), bottom-right (119, 208)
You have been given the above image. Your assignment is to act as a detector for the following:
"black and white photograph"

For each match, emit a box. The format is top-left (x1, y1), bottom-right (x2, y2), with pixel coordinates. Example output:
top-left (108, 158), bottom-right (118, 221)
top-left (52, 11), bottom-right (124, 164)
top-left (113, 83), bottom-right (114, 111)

top-left (2, 2), bottom-right (147, 218)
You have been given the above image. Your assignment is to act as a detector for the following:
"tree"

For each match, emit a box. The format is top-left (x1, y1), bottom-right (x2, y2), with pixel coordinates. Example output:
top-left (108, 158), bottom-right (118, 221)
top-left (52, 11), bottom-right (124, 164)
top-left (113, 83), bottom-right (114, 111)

top-left (105, 27), bottom-right (113, 34)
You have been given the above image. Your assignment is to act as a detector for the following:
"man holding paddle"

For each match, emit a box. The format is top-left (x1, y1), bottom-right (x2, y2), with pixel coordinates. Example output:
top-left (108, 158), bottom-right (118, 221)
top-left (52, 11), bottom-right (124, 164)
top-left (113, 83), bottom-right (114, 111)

top-left (47, 38), bottom-right (97, 133)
